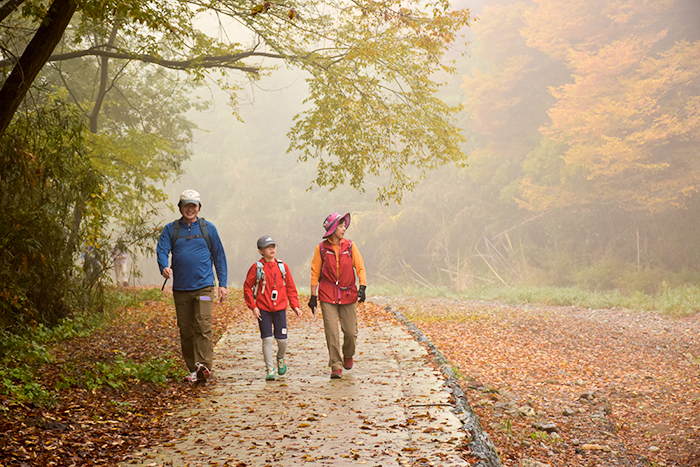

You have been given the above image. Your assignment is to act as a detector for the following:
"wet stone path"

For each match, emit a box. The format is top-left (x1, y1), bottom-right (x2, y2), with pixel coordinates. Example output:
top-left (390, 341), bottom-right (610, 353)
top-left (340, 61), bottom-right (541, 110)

top-left (122, 317), bottom-right (470, 466)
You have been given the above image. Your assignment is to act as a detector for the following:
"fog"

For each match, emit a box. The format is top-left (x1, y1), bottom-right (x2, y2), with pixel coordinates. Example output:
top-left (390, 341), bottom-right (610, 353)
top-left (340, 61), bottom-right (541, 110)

top-left (136, 69), bottom-right (374, 290)
top-left (134, 0), bottom-right (700, 295)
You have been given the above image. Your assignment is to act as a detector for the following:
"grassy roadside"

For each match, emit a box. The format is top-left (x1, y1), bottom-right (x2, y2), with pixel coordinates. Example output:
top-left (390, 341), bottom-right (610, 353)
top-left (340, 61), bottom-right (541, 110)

top-left (0, 286), bottom-right (228, 466)
top-left (369, 283), bottom-right (700, 316)
top-left (0, 287), bottom-right (177, 407)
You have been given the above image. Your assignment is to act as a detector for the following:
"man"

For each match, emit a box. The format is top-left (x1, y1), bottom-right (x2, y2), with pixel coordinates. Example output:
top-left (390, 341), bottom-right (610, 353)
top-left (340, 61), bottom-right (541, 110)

top-left (156, 189), bottom-right (228, 383)
top-left (308, 212), bottom-right (367, 379)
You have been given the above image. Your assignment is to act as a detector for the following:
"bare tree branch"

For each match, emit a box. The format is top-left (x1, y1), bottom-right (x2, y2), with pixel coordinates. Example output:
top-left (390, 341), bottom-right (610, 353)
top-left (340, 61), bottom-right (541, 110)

top-left (0, 47), bottom-right (291, 73)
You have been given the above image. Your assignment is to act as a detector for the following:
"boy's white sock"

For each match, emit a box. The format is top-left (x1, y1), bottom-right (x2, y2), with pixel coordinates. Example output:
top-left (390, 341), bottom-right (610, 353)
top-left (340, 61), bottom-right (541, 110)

top-left (276, 338), bottom-right (288, 360)
top-left (262, 337), bottom-right (275, 370)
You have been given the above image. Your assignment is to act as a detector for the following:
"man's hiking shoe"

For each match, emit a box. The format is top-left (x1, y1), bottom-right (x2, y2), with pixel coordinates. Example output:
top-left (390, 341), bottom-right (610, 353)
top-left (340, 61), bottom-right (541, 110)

top-left (277, 357), bottom-right (287, 376)
top-left (266, 368), bottom-right (276, 381)
top-left (184, 371), bottom-right (198, 383)
top-left (195, 363), bottom-right (211, 381)
top-left (330, 369), bottom-right (342, 379)
top-left (343, 357), bottom-right (354, 370)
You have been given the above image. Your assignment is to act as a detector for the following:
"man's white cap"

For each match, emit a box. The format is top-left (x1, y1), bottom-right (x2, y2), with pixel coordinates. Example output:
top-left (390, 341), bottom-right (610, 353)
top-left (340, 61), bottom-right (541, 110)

top-left (179, 189), bottom-right (201, 206)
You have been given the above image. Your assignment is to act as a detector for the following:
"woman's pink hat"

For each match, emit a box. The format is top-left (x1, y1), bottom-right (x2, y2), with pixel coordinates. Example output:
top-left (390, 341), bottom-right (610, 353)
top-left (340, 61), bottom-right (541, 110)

top-left (323, 212), bottom-right (351, 238)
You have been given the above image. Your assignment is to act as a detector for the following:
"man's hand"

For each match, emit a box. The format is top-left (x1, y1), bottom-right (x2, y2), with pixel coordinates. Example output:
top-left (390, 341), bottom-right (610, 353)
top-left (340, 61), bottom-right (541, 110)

top-left (308, 295), bottom-right (318, 315)
top-left (357, 285), bottom-right (366, 303)
top-left (161, 267), bottom-right (173, 279)
top-left (218, 287), bottom-right (227, 303)
top-left (253, 307), bottom-right (261, 320)
top-left (293, 307), bottom-right (302, 317)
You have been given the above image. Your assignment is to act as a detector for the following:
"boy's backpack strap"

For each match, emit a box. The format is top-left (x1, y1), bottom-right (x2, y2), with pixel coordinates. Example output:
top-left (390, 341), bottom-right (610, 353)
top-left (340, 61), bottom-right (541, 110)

top-left (253, 260), bottom-right (287, 299)
top-left (253, 261), bottom-right (265, 299)
top-left (256, 261), bottom-right (264, 282)
top-left (277, 259), bottom-right (287, 285)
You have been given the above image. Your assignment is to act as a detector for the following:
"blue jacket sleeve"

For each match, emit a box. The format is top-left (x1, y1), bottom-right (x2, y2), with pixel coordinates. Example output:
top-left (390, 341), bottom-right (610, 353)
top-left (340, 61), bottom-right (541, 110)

top-left (207, 222), bottom-right (228, 287)
top-left (156, 222), bottom-right (174, 273)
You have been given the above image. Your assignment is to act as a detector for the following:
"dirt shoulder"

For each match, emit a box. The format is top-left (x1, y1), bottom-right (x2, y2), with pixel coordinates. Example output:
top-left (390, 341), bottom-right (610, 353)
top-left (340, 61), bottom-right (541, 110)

top-left (376, 297), bottom-right (700, 467)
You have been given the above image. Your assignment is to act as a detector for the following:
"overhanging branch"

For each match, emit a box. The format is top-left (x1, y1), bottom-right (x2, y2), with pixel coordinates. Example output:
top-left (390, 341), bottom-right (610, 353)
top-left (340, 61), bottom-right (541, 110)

top-left (0, 47), bottom-right (291, 73)
top-left (0, 0), bottom-right (25, 24)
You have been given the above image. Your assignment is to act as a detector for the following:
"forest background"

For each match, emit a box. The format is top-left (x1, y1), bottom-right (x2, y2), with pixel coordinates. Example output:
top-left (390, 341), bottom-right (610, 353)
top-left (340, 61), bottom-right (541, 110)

top-left (2, 0), bottom-right (700, 331)
top-left (142, 0), bottom-right (700, 296)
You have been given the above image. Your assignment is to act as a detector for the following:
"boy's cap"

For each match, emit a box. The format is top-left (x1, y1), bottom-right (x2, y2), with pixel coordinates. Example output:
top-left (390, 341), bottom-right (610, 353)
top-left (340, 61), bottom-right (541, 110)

top-left (323, 212), bottom-right (351, 238)
top-left (257, 235), bottom-right (276, 249)
top-left (179, 189), bottom-right (201, 206)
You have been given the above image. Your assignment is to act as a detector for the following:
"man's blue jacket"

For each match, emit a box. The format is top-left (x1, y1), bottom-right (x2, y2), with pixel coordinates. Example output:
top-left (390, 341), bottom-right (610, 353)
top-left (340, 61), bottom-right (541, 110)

top-left (156, 218), bottom-right (227, 291)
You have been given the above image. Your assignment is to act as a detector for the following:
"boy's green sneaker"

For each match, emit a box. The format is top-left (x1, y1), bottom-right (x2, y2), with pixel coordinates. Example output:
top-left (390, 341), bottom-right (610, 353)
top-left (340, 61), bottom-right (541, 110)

top-left (277, 357), bottom-right (287, 376)
top-left (266, 368), bottom-right (276, 381)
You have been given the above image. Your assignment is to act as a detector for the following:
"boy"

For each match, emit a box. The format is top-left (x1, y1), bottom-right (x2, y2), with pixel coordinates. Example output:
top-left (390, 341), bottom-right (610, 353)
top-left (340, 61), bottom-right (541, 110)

top-left (243, 235), bottom-right (302, 381)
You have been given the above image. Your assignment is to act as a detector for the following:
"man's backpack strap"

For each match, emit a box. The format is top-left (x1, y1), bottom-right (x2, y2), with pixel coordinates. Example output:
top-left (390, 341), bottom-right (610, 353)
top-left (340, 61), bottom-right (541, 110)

top-left (171, 220), bottom-right (180, 251)
top-left (199, 218), bottom-right (212, 253)
top-left (170, 218), bottom-right (212, 255)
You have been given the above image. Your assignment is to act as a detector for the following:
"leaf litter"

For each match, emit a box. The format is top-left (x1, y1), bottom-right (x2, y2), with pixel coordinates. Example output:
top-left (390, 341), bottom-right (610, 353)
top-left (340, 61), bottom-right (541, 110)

top-left (0, 289), bottom-right (698, 466)
top-left (380, 297), bottom-right (700, 467)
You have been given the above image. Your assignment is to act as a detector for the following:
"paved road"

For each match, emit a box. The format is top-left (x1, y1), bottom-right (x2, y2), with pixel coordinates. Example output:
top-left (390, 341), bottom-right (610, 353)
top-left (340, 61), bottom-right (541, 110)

top-left (122, 316), bottom-right (471, 466)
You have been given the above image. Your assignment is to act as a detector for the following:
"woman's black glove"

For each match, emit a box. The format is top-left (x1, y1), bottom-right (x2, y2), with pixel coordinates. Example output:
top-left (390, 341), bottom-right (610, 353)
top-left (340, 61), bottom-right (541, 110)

top-left (308, 295), bottom-right (318, 312)
top-left (357, 285), bottom-right (366, 303)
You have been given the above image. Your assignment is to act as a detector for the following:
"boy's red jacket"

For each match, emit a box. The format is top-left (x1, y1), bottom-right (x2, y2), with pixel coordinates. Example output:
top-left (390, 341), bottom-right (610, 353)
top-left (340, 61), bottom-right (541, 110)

top-left (243, 258), bottom-right (300, 312)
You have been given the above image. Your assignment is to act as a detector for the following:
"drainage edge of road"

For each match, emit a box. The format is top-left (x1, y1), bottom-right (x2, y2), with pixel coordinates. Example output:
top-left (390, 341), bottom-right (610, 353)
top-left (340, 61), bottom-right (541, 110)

top-left (387, 305), bottom-right (503, 467)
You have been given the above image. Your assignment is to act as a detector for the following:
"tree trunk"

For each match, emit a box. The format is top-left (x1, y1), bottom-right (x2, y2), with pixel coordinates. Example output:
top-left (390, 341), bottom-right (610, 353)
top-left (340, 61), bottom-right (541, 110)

top-left (0, 0), bottom-right (77, 137)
